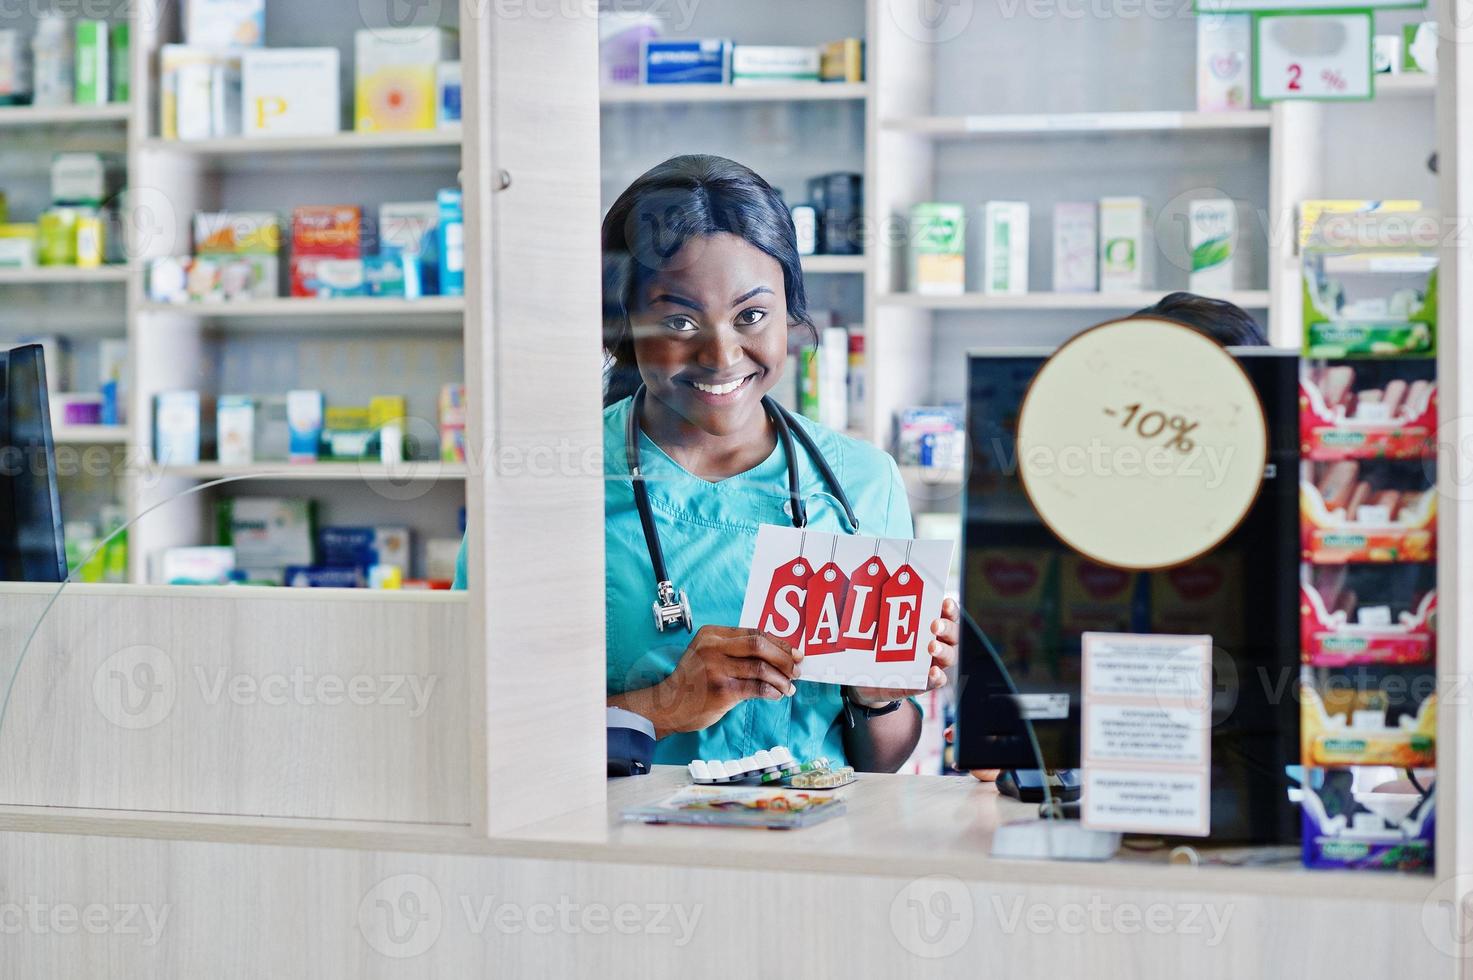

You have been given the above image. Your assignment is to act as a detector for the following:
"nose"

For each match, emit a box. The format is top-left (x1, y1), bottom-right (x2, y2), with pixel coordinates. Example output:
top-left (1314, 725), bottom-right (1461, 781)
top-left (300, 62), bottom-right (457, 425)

top-left (695, 323), bottom-right (744, 373)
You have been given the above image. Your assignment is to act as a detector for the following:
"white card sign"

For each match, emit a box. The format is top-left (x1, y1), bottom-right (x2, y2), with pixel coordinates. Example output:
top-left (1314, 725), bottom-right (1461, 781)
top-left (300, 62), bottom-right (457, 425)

top-left (738, 525), bottom-right (954, 691)
top-left (1255, 11), bottom-right (1373, 102)
top-left (1081, 632), bottom-right (1213, 837)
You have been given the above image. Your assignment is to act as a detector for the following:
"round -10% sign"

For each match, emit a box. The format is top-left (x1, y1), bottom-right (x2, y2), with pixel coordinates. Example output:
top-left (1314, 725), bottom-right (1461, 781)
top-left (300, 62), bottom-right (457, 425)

top-left (1016, 317), bottom-right (1269, 570)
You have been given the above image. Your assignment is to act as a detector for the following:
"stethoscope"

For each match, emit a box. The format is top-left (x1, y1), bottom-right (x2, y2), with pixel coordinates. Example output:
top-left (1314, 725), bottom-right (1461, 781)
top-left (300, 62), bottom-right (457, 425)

top-left (626, 384), bottom-right (860, 633)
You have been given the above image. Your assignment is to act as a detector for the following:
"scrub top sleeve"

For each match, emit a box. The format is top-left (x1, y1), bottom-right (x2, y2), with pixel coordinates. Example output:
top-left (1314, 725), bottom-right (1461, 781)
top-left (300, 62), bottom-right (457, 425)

top-left (880, 454), bottom-right (915, 539)
top-left (452, 533), bottom-right (468, 590)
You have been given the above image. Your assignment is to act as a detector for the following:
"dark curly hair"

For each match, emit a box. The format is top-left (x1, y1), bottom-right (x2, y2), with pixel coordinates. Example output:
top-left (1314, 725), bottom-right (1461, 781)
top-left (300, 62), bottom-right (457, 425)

top-left (1132, 291), bottom-right (1268, 346)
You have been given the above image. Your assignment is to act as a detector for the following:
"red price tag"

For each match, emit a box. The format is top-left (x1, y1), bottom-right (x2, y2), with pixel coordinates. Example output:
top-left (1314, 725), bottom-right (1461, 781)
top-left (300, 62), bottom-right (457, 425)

top-left (875, 564), bottom-right (924, 663)
top-left (802, 561), bottom-right (850, 657)
top-left (839, 555), bottom-right (889, 654)
top-left (756, 555), bottom-right (811, 646)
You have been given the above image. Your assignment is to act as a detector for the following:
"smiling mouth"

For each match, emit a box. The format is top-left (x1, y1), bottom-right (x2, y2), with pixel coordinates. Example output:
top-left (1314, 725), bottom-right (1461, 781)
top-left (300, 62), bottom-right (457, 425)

top-left (685, 374), bottom-right (756, 397)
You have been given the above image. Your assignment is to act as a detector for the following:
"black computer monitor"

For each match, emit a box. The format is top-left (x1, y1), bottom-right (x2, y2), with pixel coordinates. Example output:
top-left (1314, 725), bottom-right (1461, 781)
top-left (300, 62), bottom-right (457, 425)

top-left (0, 345), bottom-right (67, 582)
top-left (954, 347), bottom-right (1300, 844)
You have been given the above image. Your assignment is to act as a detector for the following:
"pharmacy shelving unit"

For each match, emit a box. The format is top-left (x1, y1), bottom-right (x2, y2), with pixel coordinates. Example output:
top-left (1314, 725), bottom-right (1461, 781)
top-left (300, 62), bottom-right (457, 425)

top-left (121, 1), bottom-right (471, 583)
top-left (0, 45), bottom-right (135, 537)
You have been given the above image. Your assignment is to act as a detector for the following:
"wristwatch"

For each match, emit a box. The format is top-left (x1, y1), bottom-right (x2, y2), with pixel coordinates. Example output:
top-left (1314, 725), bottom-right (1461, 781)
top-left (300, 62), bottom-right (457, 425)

top-left (842, 687), bottom-right (904, 726)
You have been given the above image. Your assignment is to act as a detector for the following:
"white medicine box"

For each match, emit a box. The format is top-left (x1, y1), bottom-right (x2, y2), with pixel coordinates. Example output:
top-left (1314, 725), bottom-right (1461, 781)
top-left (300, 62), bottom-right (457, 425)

top-left (242, 48), bottom-right (340, 137)
top-left (1098, 197), bottom-right (1153, 292)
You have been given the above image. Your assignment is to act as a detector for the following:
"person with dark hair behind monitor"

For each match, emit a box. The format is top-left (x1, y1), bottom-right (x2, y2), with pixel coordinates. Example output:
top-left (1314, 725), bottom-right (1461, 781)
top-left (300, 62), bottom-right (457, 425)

top-left (952, 291), bottom-right (1267, 783)
top-left (1131, 290), bottom-right (1269, 347)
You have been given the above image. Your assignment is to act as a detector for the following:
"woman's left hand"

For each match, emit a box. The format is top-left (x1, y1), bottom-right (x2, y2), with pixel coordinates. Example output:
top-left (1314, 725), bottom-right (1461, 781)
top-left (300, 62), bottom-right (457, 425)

top-left (847, 597), bottom-right (959, 707)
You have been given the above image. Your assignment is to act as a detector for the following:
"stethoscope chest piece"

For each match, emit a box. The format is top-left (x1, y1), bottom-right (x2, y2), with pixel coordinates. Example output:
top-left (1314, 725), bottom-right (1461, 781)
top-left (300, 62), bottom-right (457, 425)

top-left (627, 385), bottom-right (857, 634)
top-left (653, 579), bottom-right (693, 634)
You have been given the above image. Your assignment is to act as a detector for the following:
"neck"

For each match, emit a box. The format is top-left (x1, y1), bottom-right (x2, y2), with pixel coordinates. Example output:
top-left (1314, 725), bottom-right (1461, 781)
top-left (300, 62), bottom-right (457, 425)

top-left (638, 391), bottom-right (778, 482)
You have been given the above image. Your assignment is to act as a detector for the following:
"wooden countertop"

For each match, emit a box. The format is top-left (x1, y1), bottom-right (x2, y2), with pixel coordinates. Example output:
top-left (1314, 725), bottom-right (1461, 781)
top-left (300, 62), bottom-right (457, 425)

top-left (0, 767), bottom-right (1435, 902)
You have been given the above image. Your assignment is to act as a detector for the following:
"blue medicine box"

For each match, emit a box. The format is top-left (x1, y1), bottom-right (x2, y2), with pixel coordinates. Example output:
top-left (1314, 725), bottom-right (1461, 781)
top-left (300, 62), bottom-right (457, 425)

top-left (641, 39), bottom-right (732, 85)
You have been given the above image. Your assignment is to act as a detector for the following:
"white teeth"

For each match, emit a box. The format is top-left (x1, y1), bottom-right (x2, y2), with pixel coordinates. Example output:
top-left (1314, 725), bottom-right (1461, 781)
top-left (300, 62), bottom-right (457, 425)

top-left (691, 376), bottom-right (749, 396)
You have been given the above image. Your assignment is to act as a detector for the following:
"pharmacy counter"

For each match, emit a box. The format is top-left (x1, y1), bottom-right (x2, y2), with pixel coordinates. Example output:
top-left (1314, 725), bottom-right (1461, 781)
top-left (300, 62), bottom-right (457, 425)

top-left (0, 766), bottom-right (1446, 977)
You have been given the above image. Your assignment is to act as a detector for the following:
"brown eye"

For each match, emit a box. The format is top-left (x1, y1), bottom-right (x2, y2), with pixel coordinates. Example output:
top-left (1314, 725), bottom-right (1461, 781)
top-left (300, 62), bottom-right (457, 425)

top-left (736, 308), bottom-right (767, 326)
top-left (663, 316), bottom-right (698, 333)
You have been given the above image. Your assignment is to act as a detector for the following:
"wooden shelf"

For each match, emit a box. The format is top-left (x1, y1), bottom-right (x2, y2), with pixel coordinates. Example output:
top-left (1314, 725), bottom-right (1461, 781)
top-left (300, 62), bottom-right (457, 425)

top-left (601, 82), bottom-right (867, 105)
top-left (801, 254), bottom-right (866, 274)
top-left (883, 109), bottom-right (1272, 137)
top-left (0, 265), bottom-right (131, 285)
top-left (137, 296), bottom-right (464, 329)
top-left (142, 129), bottom-right (460, 155)
top-left (876, 290), bottom-right (1272, 311)
top-left (53, 424), bottom-right (127, 444)
top-left (155, 461), bottom-right (470, 481)
top-left (1376, 74), bottom-right (1436, 96)
top-left (0, 103), bottom-right (131, 127)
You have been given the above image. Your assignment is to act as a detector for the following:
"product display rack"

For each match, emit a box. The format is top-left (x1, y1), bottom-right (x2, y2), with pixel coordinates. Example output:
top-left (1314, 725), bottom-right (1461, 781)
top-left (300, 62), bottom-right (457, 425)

top-left (0, 1), bottom-right (474, 584)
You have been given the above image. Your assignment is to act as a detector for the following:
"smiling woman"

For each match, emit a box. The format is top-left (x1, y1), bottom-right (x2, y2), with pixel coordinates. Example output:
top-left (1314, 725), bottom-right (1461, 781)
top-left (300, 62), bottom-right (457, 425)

top-left (594, 154), bottom-right (962, 773)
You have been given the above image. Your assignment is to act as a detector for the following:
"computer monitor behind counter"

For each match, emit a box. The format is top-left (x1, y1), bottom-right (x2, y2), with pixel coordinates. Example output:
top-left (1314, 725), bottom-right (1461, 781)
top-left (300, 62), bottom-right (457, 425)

top-left (953, 347), bottom-right (1300, 845)
top-left (0, 344), bottom-right (67, 583)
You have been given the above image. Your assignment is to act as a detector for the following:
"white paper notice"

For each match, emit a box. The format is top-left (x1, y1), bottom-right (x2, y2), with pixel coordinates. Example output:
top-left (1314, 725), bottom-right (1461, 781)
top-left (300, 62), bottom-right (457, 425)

top-left (1080, 632), bottom-right (1212, 837)
top-left (737, 525), bottom-right (954, 691)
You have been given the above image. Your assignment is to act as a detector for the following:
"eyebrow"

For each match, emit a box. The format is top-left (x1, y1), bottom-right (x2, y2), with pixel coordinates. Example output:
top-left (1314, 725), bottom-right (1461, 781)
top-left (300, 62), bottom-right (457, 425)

top-left (648, 285), bottom-right (774, 312)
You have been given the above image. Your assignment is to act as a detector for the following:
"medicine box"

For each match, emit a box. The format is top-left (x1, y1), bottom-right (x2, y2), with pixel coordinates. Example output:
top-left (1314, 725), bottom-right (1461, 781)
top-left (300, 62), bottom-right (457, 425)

top-left (291, 205), bottom-right (361, 297)
top-left (51, 153), bottom-right (111, 207)
top-left (155, 390), bottom-right (201, 465)
top-left (109, 23), bottom-right (129, 103)
top-left (160, 46), bottom-right (241, 139)
top-left (196, 211), bottom-right (281, 254)
top-left (242, 48), bottom-right (340, 137)
top-left (319, 526), bottom-right (411, 573)
top-left (820, 39), bottom-right (864, 83)
top-left (981, 201), bottom-right (1029, 296)
top-left (378, 201), bottom-right (439, 257)
top-left (355, 27), bottom-right (458, 132)
top-left (157, 546), bottom-right (235, 586)
top-left (74, 21), bottom-right (108, 106)
top-left (438, 189), bottom-right (464, 296)
top-left (1196, 13), bottom-right (1251, 112)
top-left (185, 0), bottom-right (264, 48)
top-left (286, 390), bottom-right (323, 461)
top-left (0, 30), bottom-right (30, 104)
top-left (641, 39), bottom-right (732, 85)
top-left (216, 497), bottom-right (315, 577)
top-left (732, 46), bottom-right (820, 85)
top-left (1187, 198), bottom-right (1241, 293)
top-left (1052, 202), bottom-right (1097, 292)
top-left (1098, 196), bottom-right (1152, 292)
top-left (216, 395), bottom-right (254, 465)
top-left (909, 203), bottom-right (965, 296)
top-left (437, 61), bottom-right (461, 128)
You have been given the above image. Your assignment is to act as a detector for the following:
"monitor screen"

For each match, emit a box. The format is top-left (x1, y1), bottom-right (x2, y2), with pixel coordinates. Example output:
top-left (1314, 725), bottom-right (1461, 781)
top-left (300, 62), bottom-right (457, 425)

top-left (954, 347), bottom-right (1301, 843)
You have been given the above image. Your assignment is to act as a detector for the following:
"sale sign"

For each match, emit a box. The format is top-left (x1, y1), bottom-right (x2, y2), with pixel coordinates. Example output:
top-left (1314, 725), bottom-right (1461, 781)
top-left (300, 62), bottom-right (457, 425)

top-left (739, 525), bottom-right (954, 690)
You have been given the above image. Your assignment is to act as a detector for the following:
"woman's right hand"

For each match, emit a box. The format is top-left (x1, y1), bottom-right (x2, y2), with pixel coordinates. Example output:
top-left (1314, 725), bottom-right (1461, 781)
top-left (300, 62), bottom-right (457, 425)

top-left (642, 626), bottom-right (802, 739)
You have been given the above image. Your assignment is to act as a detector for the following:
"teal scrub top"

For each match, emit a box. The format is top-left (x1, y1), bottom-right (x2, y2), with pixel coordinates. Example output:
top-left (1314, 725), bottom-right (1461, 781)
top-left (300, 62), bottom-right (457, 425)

top-left (454, 395), bottom-right (915, 768)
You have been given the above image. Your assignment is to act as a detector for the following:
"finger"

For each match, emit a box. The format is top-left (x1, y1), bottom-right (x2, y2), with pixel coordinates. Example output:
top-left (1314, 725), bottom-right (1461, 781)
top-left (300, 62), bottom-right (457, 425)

top-left (970, 769), bottom-right (1001, 783)
top-left (928, 641), bottom-right (958, 671)
top-left (944, 725), bottom-right (955, 744)
top-left (927, 665), bottom-right (949, 691)
top-left (732, 631), bottom-right (802, 677)
top-left (928, 617), bottom-right (958, 645)
top-left (728, 657), bottom-right (798, 698)
top-left (738, 675), bottom-right (795, 701)
top-left (942, 597), bottom-right (959, 620)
